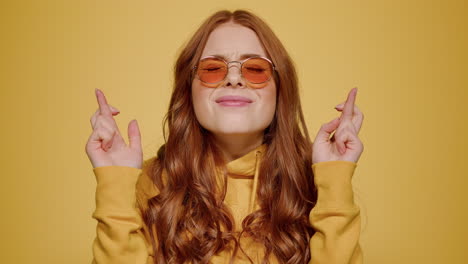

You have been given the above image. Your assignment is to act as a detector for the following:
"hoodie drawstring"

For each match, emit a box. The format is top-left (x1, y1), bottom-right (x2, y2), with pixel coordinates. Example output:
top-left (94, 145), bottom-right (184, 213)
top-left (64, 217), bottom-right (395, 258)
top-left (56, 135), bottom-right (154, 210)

top-left (248, 150), bottom-right (261, 214)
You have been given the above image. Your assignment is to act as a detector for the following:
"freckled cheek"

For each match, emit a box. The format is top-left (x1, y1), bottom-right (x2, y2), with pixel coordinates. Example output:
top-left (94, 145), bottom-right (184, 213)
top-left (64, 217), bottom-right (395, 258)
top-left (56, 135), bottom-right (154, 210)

top-left (260, 86), bottom-right (277, 119)
top-left (192, 78), bottom-right (222, 89)
top-left (266, 97), bottom-right (277, 118)
top-left (200, 82), bottom-right (220, 89)
top-left (248, 82), bottom-right (269, 89)
top-left (192, 85), bottom-right (213, 117)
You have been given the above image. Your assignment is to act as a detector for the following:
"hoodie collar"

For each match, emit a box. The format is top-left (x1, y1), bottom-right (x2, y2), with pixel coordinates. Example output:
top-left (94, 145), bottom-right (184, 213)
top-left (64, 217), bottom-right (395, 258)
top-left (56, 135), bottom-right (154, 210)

top-left (225, 144), bottom-right (267, 177)
top-left (225, 143), bottom-right (267, 214)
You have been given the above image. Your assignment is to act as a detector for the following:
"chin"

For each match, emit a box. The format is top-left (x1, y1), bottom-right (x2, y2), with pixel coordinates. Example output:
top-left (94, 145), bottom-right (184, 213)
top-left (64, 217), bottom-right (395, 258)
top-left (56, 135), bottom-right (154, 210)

top-left (213, 126), bottom-right (255, 135)
top-left (197, 114), bottom-right (272, 136)
top-left (207, 121), bottom-right (260, 136)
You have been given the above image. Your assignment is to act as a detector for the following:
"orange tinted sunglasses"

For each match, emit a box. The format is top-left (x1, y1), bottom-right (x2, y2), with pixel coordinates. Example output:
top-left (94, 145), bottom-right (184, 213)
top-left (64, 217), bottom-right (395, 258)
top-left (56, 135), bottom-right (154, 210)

top-left (193, 56), bottom-right (276, 85)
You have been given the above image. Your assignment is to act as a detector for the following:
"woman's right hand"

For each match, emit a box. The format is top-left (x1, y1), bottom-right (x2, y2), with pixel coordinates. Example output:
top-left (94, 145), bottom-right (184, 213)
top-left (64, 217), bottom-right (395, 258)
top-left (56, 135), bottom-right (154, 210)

top-left (85, 88), bottom-right (143, 169)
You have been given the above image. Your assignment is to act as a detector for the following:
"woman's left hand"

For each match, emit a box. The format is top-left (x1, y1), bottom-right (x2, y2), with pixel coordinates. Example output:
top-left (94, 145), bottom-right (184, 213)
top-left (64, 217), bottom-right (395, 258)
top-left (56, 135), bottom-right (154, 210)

top-left (312, 87), bottom-right (364, 164)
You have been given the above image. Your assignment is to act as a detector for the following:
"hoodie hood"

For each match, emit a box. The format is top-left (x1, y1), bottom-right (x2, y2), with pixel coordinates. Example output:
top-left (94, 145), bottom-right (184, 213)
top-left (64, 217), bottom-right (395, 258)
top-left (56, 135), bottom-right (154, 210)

top-left (224, 143), bottom-right (267, 214)
top-left (225, 144), bottom-right (267, 177)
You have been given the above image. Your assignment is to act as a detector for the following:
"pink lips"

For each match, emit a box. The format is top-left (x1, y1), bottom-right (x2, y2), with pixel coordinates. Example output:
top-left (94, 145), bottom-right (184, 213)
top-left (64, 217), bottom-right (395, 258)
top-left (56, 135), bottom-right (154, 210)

top-left (215, 96), bottom-right (253, 107)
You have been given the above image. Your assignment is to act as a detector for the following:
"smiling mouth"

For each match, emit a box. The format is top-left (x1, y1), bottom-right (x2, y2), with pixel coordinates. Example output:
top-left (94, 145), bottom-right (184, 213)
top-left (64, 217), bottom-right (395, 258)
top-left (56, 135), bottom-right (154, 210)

top-left (215, 96), bottom-right (253, 107)
top-left (217, 101), bottom-right (251, 107)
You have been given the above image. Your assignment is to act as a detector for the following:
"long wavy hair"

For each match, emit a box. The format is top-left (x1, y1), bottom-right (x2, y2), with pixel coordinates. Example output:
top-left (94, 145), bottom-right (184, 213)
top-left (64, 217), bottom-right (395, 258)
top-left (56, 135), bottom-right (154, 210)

top-left (141, 9), bottom-right (317, 264)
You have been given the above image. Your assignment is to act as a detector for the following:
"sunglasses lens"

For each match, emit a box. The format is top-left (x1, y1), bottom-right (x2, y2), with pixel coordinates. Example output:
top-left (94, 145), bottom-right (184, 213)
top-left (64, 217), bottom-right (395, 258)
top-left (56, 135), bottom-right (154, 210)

top-left (197, 58), bottom-right (227, 83)
top-left (196, 57), bottom-right (273, 84)
top-left (242, 58), bottom-right (272, 84)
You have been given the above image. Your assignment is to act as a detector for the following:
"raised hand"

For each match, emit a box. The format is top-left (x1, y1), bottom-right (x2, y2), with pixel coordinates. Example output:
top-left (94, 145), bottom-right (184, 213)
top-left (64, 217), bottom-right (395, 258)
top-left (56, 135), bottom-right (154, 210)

top-left (85, 88), bottom-right (143, 169)
top-left (312, 87), bottom-right (364, 164)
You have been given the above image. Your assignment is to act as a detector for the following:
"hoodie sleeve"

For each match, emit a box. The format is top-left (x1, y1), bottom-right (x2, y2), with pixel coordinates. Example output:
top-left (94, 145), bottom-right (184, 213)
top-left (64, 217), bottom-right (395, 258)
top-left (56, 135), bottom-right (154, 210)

top-left (308, 160), bottom-right (363, 264)
top-left (91, 165), bottom-right (151, 264)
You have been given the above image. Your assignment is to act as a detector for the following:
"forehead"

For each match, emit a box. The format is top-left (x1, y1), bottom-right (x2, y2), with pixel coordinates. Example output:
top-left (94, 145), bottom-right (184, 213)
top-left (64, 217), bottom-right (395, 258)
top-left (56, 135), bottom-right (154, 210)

top-left (201, 22), bottom-right (267, 60)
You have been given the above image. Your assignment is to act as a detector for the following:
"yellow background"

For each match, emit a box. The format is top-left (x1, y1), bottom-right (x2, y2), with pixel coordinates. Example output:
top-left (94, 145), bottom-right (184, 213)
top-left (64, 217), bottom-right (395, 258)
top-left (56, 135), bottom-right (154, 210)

top-left (1, 0), bottom-right (466, 263)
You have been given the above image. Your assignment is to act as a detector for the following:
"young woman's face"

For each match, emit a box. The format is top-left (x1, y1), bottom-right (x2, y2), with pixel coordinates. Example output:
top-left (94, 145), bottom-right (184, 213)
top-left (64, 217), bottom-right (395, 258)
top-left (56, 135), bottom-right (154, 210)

top-left (191, 22), bottom-right (277, 138)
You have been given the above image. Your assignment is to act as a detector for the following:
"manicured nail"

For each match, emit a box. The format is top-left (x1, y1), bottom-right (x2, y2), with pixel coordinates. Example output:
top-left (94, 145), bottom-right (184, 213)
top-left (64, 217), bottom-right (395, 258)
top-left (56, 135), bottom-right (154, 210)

top-left (109, 106), bottom-right (120, 113)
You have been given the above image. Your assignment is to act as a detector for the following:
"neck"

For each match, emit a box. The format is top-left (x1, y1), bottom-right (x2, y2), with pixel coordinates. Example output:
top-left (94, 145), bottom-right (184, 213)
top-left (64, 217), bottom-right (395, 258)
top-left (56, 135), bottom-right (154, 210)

top-left (213, 132), bottom-right (263, 162)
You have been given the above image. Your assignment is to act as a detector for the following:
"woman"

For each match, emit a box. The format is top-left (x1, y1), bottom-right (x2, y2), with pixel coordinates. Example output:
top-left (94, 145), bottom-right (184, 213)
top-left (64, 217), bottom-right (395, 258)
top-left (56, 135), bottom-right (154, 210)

top-left (86, 9), bottom-right (364, 264)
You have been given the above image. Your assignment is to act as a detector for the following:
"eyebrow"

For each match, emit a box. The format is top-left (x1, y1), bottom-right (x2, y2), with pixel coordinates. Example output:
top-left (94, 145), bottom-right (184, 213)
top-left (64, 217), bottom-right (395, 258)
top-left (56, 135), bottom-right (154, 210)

top-left (210, 53), bottom-right (263, 60)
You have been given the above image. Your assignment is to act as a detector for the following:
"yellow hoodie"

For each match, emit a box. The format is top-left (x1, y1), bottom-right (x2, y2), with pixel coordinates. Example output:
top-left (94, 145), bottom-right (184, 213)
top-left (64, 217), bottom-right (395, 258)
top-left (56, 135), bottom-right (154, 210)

top-left (91, 144), bottom-right (363, 263)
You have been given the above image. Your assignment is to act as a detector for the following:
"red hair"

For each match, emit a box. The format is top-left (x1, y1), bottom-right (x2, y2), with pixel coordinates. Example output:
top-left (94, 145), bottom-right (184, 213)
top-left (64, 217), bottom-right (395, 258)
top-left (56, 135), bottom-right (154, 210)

top-left (141, 9), bottom-right (317, 264)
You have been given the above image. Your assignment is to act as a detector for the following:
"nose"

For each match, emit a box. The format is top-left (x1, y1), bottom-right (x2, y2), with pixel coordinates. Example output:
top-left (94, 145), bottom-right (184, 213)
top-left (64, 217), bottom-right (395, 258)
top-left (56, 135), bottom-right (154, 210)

top-left (223, 62), bottom-right (245, 88)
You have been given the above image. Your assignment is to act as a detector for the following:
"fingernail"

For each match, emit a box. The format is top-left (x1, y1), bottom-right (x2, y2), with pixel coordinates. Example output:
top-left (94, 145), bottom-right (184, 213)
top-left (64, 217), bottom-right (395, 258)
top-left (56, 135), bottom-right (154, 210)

top-left (109, 106), bottom-right (120, 113)
top-left (335, 103), bottom-right (344, 108)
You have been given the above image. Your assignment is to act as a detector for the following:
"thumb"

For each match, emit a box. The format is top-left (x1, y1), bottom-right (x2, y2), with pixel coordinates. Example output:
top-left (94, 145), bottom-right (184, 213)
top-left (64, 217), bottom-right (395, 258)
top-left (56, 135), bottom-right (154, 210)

top-left (315, 117), bottom-right (341, 143)
top-left (128, 119), bottom-right (142, 151)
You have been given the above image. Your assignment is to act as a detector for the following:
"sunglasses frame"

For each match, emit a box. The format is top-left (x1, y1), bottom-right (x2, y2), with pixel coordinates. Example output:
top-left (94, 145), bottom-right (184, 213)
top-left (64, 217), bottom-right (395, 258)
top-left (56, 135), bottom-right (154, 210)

top-left (193, 55), bottom-right (276, 85)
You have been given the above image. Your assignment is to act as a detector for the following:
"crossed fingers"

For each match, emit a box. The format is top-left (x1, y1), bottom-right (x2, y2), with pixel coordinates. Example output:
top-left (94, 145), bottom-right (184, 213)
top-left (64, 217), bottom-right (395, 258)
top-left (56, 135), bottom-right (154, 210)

top-left (334, 87), bottom-right (364, 134)
top-left (90, 89), bottom-right (120, 129)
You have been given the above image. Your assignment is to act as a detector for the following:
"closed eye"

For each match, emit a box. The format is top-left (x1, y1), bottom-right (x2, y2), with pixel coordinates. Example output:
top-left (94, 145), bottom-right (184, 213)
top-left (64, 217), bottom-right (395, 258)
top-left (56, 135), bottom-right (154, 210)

top-left (245, 67), bottom-right (266, 73)
top-left (203, 67), bottom-right (223, 72)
